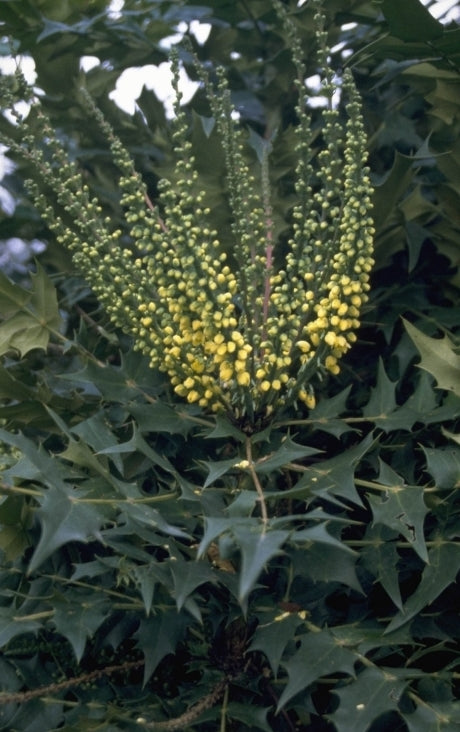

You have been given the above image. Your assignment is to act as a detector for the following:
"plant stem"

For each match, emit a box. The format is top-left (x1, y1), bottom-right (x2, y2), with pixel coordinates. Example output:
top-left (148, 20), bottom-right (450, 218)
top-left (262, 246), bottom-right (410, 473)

top-left (246, 437), bottom-right (268, 526)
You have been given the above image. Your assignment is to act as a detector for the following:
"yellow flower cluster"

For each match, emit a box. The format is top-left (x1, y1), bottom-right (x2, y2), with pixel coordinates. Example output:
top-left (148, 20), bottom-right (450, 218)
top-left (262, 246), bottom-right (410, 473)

top-left (6, 0), bottom-right (374, 427)
top-left (113, 11), bottom-right (375, 424)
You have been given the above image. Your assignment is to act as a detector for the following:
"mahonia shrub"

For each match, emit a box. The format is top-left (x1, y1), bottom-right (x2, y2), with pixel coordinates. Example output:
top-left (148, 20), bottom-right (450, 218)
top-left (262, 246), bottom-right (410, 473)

top-left (0, 0), bottom-right (373, 429)
top-left (0, 0), bottom-right (460, 730)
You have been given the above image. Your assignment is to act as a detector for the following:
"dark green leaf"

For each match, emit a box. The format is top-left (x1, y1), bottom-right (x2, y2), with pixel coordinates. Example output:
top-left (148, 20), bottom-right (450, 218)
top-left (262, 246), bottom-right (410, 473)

top-left (278, 630), bottom-right (357, 710)
top-left (382, 0), bottom-right (444, 42)
top-left (232, 527), bottom-right (289, 603)
top-left (0, 608), bottom-right (41, 648)
top-left (29, 486), bottom-right (107, 573)
top-left (248, 611), bottom-right (304, 677)
top-left (52, 595), bottom-right (109, 662)
top-left (287, 434), bottom-right (374, 507)
top-left (403, 320), bottom-right (460, 397)
top-left (170, 559), bottom-right (217, 611)
top-left (135, 611), bottom-right (187, 685)
top-left (254, 436), bottom-right (321, 474)
top-left (385, 542), bottom-right (460, 633)
top-left (422, 446), bottom-right (460, 490)
top-left (368, 481), bottom-right (428, 562)
top-left (0, 263), bottom-right (61, 357)
top-left (361, 526), bottom-right (403, 610)
top-left (329, 666), bottom-right (407, 732)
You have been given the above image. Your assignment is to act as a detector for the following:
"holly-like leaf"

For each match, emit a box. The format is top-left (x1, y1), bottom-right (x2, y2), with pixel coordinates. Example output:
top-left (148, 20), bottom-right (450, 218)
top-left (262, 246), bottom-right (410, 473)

top-left (329, 666), bottom-right (407, 732)
top-left (0, 263), bottom-right (61, 357)
top-left (28, 486), bottom-right (107, 573)
top-left (248, 611), bottom-right (304, 677)
top-left (254, 436), bottom-right (321, 474)
top-left (367, 483), bottom-right (428, 562)
top-left (403, 319), bottom-right (460, 397)
top-left (422, 445), bottom-right (460, 489)
top-left (292, 542), bottom-right (362, 593)
top-left (203, 457), bottom-right (242, 488)
top-left (362, 358), bottom-right (397, 421)
top-left (277, 630), bottom-right (357, 710)
top-left (0, 428), bottom-right (68, 491)
top-left (128, 401), bottom-right (197, 437)
top-left (135, 610), bottom-right (187, 685)
top-left (308, 385), bottom-right (355, 437)
top-left (402, 698), bottom-right (460, 731)
top-left (224, 702), bottom-right (273, 732)
top-left (169, 559), bottom-right (217, 611)
top-left (58, 350), bottom-right (162, 402)
top-left (52, 594), bottom-right (109, 661)
top-left (361, 526), bottom-right (403, 610)
top-left (385, 542), bottom-right (460, 633)
top-left (288, 433), bottom-right (374, 507)
top-left (0, 608), bottom-right (41, 647)
top-left (232, 527), bottom-right (289, 603)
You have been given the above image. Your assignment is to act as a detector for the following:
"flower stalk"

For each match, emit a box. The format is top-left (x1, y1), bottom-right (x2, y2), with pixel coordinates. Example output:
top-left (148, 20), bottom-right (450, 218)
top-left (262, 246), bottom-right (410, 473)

top-left (0, 0), bottom-right (374, 429)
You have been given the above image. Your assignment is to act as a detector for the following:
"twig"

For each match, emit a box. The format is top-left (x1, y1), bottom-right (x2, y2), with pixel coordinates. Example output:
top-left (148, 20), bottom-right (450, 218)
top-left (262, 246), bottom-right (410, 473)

top-left (0, 659), bottom-right (144, 704)
top-left (137, 676), bottom-right (229, 730)
top-left (246, 437), bottom-right (268, 526)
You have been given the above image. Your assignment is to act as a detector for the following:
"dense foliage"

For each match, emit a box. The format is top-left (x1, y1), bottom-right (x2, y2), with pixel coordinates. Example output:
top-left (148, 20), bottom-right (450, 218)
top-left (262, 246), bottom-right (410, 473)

top-left (0, 1), bottom-right (459, 730)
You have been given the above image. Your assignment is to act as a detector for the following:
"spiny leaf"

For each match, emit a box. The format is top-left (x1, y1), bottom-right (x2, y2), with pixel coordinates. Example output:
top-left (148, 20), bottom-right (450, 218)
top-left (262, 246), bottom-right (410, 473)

top-left (0, 263), bottom-right (61, 357)
top-left (254, 436), bottom-right (321, 474)
top-left (28, 486), bottom-right (107, 573)
top-left (224, 702), bottom-right (273, 732)
top-left (385, 541), bottom-right (460, 633)
top-left (367, 482), bottom-right (428, 562)
top-left (361, 526), bottom-right (403, 610)
top-left (203, 456), bottom-right (242, 488)
top-left (291, 522), bottom-right (356, 554)
top-left (135, 611), bottom-right (187, 685)
top-left (232, 527), bottom-right (289, 603)
top-left (0, 428), bottom-right (68, 490)
top-left (248, 611), bottom-right (305, 677)
top-left (170, 559), bottom-right (217, 611)
top-left (292, 543), bottom-right (362, 593)
top-left (403, 319), bottom-right (460, 397)
top-left (204, 414), bottom-right (246, 441)
top-left (289, 433), bottom-right (374, 507)
top-left (362, 358), bottom-right (397, 421)
top-left (52, 594), bottom-right (109, 662)
top-left (402, 698), bottom-right (460, 731)
top-left (197, 517), bottom-right (240, 558)
top-left (329, 666), bottom-right (408, 732)
top-left (308, 385), bottom-right (356, 437)
top-left (58, 351), bottom-right (162, 402)
top-left (128, 401), bottom-right (196, 437)
top-left (0, 608), bottom-right (42, 647)
top-left (277, 629), bottom-right (357, 710)
top-left (422, 445), bottom-right (460, 489)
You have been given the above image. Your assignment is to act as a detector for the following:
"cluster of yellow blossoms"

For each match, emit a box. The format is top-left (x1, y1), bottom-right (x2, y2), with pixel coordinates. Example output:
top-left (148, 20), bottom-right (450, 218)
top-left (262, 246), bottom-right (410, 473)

top-left (2, 0), bottom-right (374, 426)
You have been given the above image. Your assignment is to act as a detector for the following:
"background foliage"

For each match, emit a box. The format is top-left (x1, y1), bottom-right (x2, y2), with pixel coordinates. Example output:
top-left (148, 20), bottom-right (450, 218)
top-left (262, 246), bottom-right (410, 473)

top-left (0, 1), bottom-right (459, 730)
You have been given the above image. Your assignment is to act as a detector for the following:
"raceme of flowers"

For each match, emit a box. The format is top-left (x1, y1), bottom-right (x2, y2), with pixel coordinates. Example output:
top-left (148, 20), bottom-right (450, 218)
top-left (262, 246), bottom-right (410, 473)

top-left (0, 0), bottom-right (374, 426)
